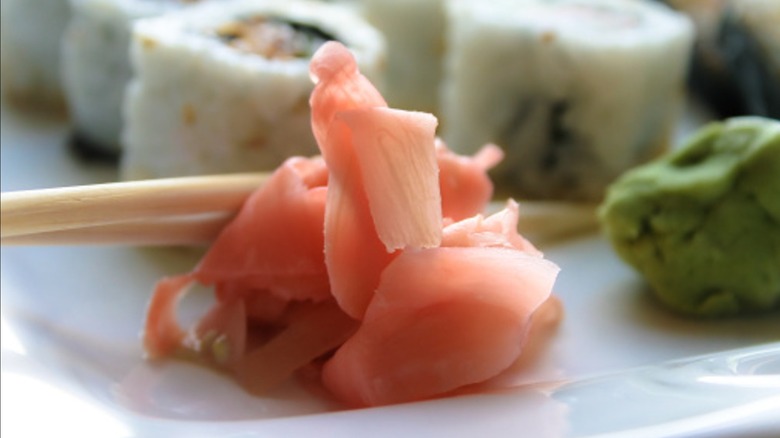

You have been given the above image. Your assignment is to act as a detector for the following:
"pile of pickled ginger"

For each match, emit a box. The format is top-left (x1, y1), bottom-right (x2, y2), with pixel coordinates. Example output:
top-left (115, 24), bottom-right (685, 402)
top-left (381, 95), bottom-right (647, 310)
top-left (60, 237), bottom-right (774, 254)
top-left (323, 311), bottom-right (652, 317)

top-left (142, 42), bottom-right (561, 408)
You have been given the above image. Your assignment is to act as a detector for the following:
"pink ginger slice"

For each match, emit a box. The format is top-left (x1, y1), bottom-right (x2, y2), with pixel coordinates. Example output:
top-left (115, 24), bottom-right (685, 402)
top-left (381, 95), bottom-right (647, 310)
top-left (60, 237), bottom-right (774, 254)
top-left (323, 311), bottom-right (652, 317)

top-left (142, 156), bottom-right (330, 363)
top-left (321, 246), bottom-right (560, 407)
top-left (437, 140), bottom-right (503, 222)
top-left (309, 42), bottom-right (442, 318)
top-left (339, 107), bottom-right (441, 251)
top-left (194, 156), bottom-right (330, 302)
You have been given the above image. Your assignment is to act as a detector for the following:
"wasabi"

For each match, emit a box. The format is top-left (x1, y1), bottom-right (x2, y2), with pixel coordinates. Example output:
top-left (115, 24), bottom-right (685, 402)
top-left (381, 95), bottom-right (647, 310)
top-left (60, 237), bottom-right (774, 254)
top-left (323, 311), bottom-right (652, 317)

top-left (599, 117), bottom-right (780, 317)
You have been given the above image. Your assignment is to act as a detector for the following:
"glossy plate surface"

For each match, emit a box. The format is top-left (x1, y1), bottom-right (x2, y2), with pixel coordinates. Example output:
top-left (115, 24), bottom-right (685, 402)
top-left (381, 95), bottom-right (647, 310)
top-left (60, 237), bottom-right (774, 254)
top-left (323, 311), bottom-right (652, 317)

top-left (2, 102), bottom-right (779, 437)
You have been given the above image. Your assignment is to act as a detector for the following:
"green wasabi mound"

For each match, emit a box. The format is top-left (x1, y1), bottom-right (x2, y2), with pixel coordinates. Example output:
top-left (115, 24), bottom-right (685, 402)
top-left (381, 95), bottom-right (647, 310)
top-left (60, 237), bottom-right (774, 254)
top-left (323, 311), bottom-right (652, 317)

top-left (599, 117), bottom-right (780, 317)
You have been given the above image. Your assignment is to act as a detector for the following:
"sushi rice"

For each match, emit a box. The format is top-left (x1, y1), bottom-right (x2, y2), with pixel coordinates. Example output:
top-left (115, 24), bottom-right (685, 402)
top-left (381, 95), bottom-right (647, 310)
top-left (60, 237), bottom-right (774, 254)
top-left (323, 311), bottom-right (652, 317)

top-left (62, 0), bottom-right (202, 154)
top-left (120, 0), bottom-right (385, 180)
top-left (357, 0), bottom-right (446, 114)
top-left (0, 0), bottom-right (71, 111)
top-left (441, 0), bottom-right (694, 201)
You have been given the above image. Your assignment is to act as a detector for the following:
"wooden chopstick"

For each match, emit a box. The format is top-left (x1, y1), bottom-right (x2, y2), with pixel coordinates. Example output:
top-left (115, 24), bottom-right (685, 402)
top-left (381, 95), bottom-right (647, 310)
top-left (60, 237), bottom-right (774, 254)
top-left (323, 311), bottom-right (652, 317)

top-left (1, 173), bottom-right (267, 241)
top-left (1, 213), bottom-right (234, 246)
top-left (514, 201), bottom-right (601, 245)
top-left (1, 172), bottom-right (600, 247)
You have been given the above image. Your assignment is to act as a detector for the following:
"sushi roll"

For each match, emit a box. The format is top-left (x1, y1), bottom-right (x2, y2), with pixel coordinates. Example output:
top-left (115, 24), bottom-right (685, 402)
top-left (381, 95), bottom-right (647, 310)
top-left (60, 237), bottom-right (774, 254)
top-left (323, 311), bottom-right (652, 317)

top-left (357, 0), bottom-right (446, 114)
top-left (659, 0), bottom-right (779, 119)
top-left (719, 0), bottom-right (780, 118)
top-left (656, 0), bottom-right (740, 117)
top-left (120, 0), bottom-right (385, 180)
top-left (61, 0), bottom-right (197, 155)
top-left (441, 0), bottom-right (694, 201)
top-left (0, 0), bottom-right (71, 111)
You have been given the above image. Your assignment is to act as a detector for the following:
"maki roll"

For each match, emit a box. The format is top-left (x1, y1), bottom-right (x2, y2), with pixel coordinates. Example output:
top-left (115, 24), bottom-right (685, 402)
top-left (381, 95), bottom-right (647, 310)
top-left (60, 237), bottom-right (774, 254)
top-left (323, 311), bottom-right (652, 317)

top-left (120, 0), bottom-right (385, 180)
top-left (441, 0), bottom-right (694, 201)
top-left (0, 0), bottom-right (71, 111)
top-left (719, 0), bottom-right (780, 118)
top-left (657, 0), bottom-right (739, 117)
top-left (660, 0), bottom-right (780, 119)
top-left (358, 0), bottom-right (446, 114)
top-left (62, 0), bottom-right (198, 155)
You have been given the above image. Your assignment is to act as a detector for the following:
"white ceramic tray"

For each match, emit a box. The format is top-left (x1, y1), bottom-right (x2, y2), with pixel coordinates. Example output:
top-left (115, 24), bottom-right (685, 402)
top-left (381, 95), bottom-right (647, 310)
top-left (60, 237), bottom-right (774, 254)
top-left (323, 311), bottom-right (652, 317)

top-left (2, 102), bottom-right (779, 437)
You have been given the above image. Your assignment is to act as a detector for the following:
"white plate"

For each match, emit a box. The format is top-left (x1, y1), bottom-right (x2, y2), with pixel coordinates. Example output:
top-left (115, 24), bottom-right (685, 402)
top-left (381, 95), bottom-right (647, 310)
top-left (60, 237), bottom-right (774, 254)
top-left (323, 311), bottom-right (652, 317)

top-left (2, 101), bottom-right (779, 438)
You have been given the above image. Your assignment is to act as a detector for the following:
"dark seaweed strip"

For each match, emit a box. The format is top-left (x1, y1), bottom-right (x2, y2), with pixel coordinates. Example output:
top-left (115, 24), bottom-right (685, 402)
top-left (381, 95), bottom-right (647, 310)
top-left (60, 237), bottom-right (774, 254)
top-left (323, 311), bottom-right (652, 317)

top-left (719, 12), bottom-right (780, 118)
top-left (501, 99), bottom-right (574, 171)
top-left (67, 131), bottom-right (120, 164)
top-left (495, 98), bottom-right (591, 199)
top-left (542, 101), bottom-right (572, 171)
top-left (217, 32), bottom-right (239, 43)
top-left (282, 19), bottom-right (338, 45)
top-left (214, 15), bottom-right (339, 54)
top-left (687, 46), bottom-right (746, 118)
top-left (653, 0), bottom-right (779, 118)
top-left (658, 0), bottom-right (746, 117)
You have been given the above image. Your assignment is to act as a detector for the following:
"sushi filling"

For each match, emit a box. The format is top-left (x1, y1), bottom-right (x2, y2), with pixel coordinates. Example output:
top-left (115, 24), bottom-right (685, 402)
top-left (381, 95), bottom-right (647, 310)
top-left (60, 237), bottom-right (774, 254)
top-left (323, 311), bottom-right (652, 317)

top-left (215, 16), bottom-right (337, 59)
top-left (495, 99), bottom-right (584, 197)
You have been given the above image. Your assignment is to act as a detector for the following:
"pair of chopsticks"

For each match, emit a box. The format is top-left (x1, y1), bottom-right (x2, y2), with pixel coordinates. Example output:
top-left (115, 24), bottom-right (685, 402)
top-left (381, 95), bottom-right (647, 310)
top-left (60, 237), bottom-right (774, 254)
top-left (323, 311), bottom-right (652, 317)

top-left (1, 173), bottom-right (268, 246)
top-left (0, 174), bottom-right (599, 247)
